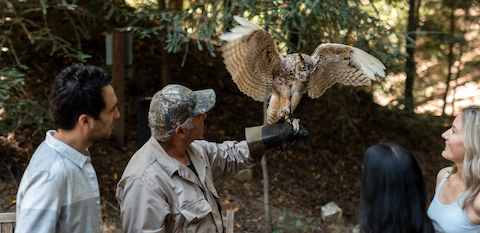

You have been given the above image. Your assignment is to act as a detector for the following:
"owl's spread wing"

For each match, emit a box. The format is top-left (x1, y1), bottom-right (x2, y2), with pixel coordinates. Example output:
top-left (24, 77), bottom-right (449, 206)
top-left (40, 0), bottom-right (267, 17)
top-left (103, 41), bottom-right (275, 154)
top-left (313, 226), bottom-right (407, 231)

top-left (219, 16), bottom-right (283, 102)
top-left (307, 43), bottom-right (386, 99)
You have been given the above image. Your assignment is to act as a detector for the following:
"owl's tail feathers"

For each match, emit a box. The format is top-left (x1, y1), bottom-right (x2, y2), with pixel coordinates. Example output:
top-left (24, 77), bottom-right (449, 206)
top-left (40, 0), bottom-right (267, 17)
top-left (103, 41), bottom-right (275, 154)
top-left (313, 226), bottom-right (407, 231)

top-left (219, 16), bottom-right (264, 41)
top-left (350, 47), bottom-right (386, 81)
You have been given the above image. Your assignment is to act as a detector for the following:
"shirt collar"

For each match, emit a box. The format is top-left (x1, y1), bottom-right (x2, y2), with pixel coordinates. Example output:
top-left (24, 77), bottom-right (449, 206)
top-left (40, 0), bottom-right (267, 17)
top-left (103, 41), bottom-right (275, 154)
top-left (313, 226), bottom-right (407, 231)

top-left (44, 130), bottom-right (91, 168)
top-left (148, 137), bottom-right (204, 182)
top-left (148, 136), bottom-right (180, 177)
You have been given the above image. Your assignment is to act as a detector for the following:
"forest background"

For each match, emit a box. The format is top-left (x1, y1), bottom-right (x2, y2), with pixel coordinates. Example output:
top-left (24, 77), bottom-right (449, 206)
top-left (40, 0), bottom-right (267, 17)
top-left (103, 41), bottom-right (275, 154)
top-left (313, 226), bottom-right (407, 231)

top-left (1, 0), bottom-right (479, 232)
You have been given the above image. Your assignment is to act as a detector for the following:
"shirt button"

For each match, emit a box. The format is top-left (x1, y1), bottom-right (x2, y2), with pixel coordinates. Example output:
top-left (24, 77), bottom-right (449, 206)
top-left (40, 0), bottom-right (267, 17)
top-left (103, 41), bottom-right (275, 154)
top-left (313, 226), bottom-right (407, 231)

top-left (97, 200), bottom-right (100, 205)
top-left (90, 174), bottom-right (95, 179)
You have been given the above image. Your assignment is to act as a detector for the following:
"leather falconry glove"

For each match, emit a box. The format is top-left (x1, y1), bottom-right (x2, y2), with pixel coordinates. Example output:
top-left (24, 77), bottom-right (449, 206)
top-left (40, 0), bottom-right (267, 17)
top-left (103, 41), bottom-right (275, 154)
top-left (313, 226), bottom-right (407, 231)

top-left (245, 122), bottom-right (309, 161)
top-left (262, 122), bottom-right (309, 149)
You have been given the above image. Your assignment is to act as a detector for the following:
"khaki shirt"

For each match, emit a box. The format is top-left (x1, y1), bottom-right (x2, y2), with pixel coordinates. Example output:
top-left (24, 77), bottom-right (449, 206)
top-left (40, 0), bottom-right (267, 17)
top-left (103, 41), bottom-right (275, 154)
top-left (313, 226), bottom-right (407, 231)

top-left (116, 136), bottom-right (257, 233)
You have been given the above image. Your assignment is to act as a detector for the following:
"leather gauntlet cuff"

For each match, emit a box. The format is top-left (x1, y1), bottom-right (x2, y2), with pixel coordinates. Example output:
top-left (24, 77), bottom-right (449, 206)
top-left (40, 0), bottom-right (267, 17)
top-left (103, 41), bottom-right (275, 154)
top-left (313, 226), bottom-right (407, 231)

top-left (245, 125), bottom-right (267, 161)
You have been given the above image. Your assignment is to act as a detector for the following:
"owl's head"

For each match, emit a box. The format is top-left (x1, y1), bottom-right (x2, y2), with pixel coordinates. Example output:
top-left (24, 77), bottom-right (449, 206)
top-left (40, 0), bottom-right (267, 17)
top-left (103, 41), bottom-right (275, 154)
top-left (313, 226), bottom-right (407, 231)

top-left (294, 53), bottom-right (316, 81)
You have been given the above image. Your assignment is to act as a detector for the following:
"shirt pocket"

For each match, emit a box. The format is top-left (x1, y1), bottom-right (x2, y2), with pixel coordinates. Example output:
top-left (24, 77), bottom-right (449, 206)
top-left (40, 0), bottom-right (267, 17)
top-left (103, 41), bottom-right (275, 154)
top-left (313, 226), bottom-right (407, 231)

top-left (180, 198), bottom-right (216, 232)
top-left (180, 197), bottom-right (211, 220)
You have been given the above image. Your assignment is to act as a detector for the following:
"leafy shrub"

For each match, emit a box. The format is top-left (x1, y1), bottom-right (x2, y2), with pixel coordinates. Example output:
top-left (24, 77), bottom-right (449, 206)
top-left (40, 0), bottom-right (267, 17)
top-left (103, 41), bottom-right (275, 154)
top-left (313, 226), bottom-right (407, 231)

top-left (0, 67), bottom-right (51, 137)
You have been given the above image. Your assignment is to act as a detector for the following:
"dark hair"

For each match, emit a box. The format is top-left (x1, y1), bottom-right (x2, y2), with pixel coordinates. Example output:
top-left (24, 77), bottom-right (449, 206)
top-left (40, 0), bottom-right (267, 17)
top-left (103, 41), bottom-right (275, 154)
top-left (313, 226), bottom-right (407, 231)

top-left (359, 140), bottom-right (435, 233)
top-left (49, 63), bottom-right (112, 130)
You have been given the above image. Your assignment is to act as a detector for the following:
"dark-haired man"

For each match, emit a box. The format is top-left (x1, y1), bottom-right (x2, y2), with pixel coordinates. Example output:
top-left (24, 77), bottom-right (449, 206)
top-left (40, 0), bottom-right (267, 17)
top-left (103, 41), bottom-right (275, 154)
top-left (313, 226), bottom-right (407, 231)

top-left (15, 64), bottom-right (120, 233)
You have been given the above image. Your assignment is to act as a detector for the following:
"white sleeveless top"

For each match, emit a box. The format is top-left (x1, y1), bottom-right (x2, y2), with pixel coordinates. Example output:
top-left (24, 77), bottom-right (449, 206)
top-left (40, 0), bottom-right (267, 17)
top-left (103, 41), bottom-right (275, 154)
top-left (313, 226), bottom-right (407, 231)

top-left (427, 170), bottom-right (480, 233)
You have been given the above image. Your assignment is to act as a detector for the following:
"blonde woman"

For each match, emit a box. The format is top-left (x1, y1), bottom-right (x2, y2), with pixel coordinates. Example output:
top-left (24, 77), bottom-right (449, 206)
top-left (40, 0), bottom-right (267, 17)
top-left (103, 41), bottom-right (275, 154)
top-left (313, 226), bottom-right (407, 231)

top-left (427, 106), bottom-right (480, 232)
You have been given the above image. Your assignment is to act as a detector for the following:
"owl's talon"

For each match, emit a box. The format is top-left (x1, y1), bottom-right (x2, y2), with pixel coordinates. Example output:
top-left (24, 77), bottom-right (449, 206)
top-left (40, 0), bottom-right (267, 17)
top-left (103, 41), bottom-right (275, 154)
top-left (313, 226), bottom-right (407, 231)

top-left (285, 116), bottom-right (300, 133)
top-left (291, 118), bottom-right (300, 134)
top-left (279, 108), bottom-right (291, 119)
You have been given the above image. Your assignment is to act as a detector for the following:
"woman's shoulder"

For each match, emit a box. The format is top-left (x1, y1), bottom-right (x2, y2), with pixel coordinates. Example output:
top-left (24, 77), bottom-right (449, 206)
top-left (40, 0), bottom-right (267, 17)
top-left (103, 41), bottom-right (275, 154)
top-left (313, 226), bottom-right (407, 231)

top-left (438, 166), bottom-right (452, 177)
top-left (436, 167), bottom-right (452, 185)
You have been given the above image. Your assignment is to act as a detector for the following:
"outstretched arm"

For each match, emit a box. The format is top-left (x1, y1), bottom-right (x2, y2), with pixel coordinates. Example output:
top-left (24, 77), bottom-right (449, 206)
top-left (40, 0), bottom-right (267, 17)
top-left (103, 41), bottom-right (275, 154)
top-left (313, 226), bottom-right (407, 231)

top-left (193, 123), bottom-right (308, 182)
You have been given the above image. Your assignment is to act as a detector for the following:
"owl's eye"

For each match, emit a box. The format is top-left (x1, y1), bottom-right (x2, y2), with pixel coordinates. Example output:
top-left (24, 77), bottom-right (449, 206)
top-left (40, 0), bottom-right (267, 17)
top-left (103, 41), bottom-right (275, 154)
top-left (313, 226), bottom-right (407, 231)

top-left (300, 66), bottom-right (306, 71)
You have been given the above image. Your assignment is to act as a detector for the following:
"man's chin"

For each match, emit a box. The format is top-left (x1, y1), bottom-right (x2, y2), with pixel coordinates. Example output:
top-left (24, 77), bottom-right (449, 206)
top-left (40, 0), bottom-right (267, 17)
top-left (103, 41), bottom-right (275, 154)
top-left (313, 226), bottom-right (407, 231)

top-left (92, 132), bottom-right (112, 143)
top-left (105, 132), bottom-right (113, 140)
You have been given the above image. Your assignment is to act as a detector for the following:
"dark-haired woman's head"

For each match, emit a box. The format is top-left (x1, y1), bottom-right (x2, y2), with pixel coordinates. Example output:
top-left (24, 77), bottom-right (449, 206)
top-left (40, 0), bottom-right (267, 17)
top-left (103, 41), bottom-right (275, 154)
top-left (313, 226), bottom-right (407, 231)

top-left (359, 140), bottom-right (434, 233)
top-left (49, 63), bottom-right (112, 130)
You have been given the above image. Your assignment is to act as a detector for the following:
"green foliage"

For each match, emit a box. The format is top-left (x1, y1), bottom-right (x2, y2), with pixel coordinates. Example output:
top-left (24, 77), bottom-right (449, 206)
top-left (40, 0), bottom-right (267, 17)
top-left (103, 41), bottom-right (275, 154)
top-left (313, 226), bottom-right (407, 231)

top-left (0, 0), bottom-right (405, 139)
top-left (116, 0), bottom-right (402, 70)
top-left (1, 0), bottom-right (99, 137)
top-left (0, 67), bottom-right (51, 136)
top-left (1, 1), bottom-right (96, 68)
top-left (1, 95), bottom-right (52, 136)
top-left (0, 67), bottom-right (25, 109)
top-left (0, 0), bottom-right (143, 138)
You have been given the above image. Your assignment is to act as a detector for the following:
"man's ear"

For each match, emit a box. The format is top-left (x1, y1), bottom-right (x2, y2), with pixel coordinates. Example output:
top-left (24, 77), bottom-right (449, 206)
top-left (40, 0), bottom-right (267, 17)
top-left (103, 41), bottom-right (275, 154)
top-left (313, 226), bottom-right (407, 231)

top-left (78, 114), bottom-right (93, 129)
top-left (174, 126), bottom-right (185, 138)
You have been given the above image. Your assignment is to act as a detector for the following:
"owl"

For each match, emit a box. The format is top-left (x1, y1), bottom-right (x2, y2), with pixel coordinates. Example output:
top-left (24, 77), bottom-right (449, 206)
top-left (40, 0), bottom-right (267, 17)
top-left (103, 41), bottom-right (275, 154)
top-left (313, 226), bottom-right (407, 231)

top-left (219, 16), bottom-right (386, 131)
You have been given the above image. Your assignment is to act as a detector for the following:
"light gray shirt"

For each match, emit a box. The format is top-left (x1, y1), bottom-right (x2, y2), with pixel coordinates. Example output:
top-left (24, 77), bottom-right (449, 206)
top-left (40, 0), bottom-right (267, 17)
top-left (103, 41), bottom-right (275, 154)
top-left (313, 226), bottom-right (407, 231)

top-left (15, 130), bottom-right (103, 233)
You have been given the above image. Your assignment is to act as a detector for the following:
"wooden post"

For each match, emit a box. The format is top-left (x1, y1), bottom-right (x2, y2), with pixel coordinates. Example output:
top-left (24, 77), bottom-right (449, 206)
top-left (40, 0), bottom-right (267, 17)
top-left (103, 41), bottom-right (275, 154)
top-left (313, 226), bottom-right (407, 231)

top-left (0, 212), bottom-right (16, 233)
top-left (262, 100), bottom-right (273, 232)
top-left (111, 32), bottom-right (125, 144)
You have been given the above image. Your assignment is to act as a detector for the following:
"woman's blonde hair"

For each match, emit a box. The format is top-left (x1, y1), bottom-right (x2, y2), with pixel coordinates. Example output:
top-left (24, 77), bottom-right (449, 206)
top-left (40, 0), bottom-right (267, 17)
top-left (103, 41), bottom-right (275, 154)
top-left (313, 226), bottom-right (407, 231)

top-left (455, 106), bottom-right (480, 208)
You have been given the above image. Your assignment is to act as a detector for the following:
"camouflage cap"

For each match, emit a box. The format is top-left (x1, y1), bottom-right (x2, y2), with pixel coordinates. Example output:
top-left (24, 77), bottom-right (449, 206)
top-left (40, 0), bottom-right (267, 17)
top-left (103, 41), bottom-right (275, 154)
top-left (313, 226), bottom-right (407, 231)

top-left (148, 84), bottom-right (216, 132)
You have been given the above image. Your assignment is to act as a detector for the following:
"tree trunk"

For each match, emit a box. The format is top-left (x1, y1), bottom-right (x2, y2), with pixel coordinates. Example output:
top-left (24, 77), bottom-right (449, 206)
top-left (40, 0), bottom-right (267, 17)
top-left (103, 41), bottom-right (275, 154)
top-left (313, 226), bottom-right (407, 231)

top-left (404, 0), bottom-right (420, 112)
top-left (451, 54), bottom-right (462, 116)
top-left (158, 0), bottom-right (171, 87)
top-left (442, 6), bottom-right (456, 116)
top-left (171, 0), bottom-right (183, 11)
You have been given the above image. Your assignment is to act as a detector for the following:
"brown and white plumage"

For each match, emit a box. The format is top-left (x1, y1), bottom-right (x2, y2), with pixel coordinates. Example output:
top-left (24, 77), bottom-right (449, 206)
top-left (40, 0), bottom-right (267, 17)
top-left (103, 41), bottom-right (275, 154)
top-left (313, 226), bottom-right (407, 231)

top-left (220, 16), bottom-right (386, 129)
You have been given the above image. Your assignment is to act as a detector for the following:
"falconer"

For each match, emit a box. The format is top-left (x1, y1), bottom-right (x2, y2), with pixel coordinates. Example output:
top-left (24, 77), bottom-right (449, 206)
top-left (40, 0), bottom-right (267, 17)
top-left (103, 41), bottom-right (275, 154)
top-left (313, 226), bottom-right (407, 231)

top-left (116, 84), bottom-right (308, 233)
